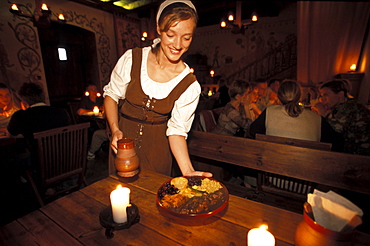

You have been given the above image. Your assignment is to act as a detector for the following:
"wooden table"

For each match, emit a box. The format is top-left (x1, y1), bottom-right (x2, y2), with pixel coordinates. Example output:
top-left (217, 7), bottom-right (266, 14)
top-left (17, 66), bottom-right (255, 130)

top-left (1, 170), bottom-right (369, 246)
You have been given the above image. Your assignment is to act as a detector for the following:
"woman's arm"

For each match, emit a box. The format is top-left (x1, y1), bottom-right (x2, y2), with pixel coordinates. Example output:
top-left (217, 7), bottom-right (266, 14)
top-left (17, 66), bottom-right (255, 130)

top-left (104, 96), bottom-right (123, 153)
top-left (169, 135), bottom-right (212, 177)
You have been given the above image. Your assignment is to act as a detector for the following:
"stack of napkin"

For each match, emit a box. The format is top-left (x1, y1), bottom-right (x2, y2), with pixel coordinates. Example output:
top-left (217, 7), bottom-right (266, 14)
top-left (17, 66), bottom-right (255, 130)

top-left (307, 190), bottom-right (363, 232)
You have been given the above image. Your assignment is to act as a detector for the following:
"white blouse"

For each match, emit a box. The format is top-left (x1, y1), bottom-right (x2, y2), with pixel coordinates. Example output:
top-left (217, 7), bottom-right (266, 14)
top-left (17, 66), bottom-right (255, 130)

top-left (103, 47), bottom-right (201, 138)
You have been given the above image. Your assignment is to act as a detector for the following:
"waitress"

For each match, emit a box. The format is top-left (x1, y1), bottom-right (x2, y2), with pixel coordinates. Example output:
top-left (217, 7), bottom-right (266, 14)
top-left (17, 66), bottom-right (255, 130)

top-left (103, 0), bottom-right (212, 177)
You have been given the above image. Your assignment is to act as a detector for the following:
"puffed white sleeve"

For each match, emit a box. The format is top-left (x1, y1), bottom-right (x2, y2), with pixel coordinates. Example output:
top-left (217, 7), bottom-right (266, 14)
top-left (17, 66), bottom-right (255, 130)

top-left (103, 49), bottom-right (133, 103)
top-left (166, 81), bottom-right (201, 139)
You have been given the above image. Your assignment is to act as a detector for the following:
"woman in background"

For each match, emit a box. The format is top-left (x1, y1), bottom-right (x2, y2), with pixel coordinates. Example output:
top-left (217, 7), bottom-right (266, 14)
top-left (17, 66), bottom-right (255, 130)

top-left (250, 80), bottom-right (343, 150)
top-left (0, 83), bottom-right (19, 129)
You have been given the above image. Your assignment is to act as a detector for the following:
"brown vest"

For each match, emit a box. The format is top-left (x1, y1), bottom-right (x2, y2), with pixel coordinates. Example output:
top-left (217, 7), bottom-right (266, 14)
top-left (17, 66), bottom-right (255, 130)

top-left (118, 47), bottom-right (197, 175)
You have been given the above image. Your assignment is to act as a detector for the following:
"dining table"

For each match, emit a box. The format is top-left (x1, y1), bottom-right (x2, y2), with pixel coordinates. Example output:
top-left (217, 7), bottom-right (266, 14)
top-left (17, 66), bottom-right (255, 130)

top-left (1, 169), bottom-right (369, 246)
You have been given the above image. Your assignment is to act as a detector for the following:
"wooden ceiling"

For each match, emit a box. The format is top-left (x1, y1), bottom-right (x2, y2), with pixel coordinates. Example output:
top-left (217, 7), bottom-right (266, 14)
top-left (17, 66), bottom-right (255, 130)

top-left (68, 0), bottom-right (295, 27)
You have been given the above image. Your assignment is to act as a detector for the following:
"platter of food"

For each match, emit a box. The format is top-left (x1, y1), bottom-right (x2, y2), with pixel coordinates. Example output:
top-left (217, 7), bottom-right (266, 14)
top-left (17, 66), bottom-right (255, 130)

top-left (157, 176), bottom-right (229, 218)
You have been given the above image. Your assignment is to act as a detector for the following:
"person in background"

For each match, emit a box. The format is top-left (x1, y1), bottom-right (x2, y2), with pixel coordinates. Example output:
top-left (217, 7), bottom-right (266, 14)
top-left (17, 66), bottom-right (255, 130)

top-left (213, 79), bottom-right (252, 137)
top-left (103, 0), bottom-right (211, 177)
top-left (250, 80), bottom-right (343, 150)
top-left (77, 84), bottom-right (104, 115)
top-left (0, 83), bottom-right (19, 129)
top-left (213, 78), bottom-right (230, 108)
top-left (7, 82), bottom-right (71, 142)
top-left (87, 127), bottom-right (109, 160)
top-left (312, 79), bottom-right (370, 155)
top-left (244, 82), bottom-right (261, 122)
top-left (267, 78), bottom-right (280, 105)
top-left (255, 78), bottom-right (269, 111)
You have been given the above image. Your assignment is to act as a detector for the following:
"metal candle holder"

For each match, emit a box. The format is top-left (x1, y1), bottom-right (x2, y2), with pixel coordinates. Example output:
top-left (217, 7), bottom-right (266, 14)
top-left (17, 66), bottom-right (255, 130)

top-left (99, 203), bottom-right (140, 239)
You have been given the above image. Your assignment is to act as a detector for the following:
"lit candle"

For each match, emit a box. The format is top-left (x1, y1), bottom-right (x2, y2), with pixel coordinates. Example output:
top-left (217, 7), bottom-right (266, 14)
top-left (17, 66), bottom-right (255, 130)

top-left (58, 13), bottom-right (65, 21)
top-left (41, 3), bottom-right (49, 11)
top-left (93, 106), bottom-right (99, 115)
top-left (349, 64), bottom-right (356, 72)
top-left (85, 91), bottom-right (89, 96)
top-left (11, 4), bottom-right (19, 11)
top-left (110, 185), bottom-right (130, 223)
top-left (210, 70), bottom-right (215, 77)
top-left (247, 225), bottom-right (275, 246)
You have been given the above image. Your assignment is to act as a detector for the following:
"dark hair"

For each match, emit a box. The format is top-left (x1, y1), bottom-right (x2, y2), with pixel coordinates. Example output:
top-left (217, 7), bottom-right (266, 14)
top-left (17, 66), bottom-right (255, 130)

top-left (0, 83), bottom-right (9, 89)
top-left (278, 80), bottom-right (303, 117)
top-left (320, 79), bottom-right (348, 97)
top-left (228, 79), bottom-right (250, 99)
top-left (268, 79), bottom-right (280, 87)
top-left (18, 82), bottom-right (45, 106)
top-left (255, 78), bottom-right (267, 84)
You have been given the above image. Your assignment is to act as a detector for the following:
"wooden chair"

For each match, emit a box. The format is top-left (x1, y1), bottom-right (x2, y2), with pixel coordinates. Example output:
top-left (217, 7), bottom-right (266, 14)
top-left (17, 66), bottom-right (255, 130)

top-left (67, 101), bottom-right (81, 125)
top-left (27, 122), bottom-right (90, 207)
top-left (255, 134), bottom-right (332, 196)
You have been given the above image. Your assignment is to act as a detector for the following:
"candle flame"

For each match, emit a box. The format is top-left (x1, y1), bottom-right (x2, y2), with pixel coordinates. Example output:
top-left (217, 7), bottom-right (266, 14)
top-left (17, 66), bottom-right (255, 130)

top-left (252, 14), bottom-right (258, 22)
top-left (96, 92), bottom-right (101, 97)
top-left (350, 64), bottom-right (356, 71)
top-left (259, 224), bottom-right (268, 230)
top-left (93, 106), bottom-right (99, 114)
top-left (85, 91), bottom-right (89, 96)
top-left (142, 32), bottom-right (148, 38)
top-left (220, 21), bottom-right (227, 28)
top-left (228, 14), bottom-right (234, 22)
top-left (210, 70), bottom-right (215, 77)
top-left (208, 90), bottom-right (213, 97)
top-left (116, 184), bottom-right (123, 189)
top-left (58, 13), bottom-right (65, 20)
top-left (11, 4), bottom-right (19, 11)
top-left (41, 3), bottom-right (49, 11)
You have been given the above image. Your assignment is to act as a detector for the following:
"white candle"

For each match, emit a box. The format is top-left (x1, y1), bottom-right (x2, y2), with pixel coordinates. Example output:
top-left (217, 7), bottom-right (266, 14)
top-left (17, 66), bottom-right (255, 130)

top-left (247, 225), bottom-right (275, 246)
top-left (110, 185), bottom-right (130, 223)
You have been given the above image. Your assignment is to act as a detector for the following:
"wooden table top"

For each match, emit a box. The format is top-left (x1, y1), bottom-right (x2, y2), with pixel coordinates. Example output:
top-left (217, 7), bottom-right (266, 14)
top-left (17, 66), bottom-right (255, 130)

top-left (1, 169), bottom-right (369, 246)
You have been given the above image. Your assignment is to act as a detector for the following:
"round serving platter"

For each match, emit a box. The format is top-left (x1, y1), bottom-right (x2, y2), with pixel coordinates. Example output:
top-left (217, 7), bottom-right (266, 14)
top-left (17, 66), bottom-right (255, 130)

top-left (156, 176), bottom-right (229, 218)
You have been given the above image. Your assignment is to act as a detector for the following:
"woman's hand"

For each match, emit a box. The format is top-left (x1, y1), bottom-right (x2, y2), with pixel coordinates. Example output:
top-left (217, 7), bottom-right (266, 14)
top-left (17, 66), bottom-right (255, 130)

top-left (110, 129), bottom-right (123, 154)
top-left (183, 170), bottom-right (213, 178)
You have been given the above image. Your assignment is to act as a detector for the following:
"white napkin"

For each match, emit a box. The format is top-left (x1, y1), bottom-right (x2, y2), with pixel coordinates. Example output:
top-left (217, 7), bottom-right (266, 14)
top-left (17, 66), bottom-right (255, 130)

top-left (307, 190), bottom-right (363, 232)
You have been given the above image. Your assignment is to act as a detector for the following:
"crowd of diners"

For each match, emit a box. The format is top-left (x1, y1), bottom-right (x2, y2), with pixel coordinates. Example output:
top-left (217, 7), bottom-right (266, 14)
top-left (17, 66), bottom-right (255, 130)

top-left (210, 78), bottom-right (370, 156)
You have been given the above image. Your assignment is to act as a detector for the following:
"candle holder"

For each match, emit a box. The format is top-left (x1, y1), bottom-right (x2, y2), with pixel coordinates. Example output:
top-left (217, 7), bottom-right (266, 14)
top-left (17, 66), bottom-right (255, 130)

top-left (99, 203), bottom-right (140, 239)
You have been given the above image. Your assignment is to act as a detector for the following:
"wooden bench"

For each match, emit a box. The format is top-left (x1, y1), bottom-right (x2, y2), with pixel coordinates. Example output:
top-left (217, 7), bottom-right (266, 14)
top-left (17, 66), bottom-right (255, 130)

top-left (187, 130), bottom-right (370, 214)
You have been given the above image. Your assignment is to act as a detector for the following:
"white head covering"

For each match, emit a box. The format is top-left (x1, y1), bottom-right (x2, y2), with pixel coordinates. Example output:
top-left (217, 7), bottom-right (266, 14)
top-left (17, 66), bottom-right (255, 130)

top-left (156, 0), bottom-right (197, 25)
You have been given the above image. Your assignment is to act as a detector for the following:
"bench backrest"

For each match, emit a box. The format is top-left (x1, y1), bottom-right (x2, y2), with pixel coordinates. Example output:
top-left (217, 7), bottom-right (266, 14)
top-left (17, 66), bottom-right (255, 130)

top-left (187, 130), bottom-right (370, 195)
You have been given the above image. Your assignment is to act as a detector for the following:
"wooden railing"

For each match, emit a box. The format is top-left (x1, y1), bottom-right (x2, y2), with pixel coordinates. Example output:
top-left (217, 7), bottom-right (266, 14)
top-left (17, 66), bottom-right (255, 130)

top-left (225, 33), bottom-right (297, 83)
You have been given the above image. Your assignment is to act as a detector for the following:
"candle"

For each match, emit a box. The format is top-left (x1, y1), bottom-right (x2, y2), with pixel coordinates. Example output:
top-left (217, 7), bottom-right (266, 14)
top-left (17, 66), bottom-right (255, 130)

top-left (110, 185), bottom-right (130, 223)
top-left (93, 106), bottom-right (99, 115)
top-left (247, 225), bottom-right (275, 246)
top-left (349, 64), bottom-right (356, 72)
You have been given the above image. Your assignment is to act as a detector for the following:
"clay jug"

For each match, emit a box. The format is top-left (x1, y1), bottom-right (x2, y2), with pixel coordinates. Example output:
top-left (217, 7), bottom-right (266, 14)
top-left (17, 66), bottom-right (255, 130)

top-left (295, 211), bottom-right (353, 246)
top-left (115, 138), bottom-right (139, 177)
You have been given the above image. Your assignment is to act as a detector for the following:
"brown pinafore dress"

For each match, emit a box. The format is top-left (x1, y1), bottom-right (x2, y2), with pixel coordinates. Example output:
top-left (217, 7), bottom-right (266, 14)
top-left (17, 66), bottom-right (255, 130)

top-left (119, 48), bottom-right (197, 176)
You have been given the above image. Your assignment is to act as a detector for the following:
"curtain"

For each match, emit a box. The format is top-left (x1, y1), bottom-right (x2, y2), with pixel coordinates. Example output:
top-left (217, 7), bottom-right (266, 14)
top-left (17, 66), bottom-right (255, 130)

top-left (297, 1), bottom-right (370, 84)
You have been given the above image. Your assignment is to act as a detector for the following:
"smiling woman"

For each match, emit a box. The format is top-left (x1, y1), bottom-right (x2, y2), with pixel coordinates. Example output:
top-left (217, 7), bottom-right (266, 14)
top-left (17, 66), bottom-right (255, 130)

top-left (103, 0), bottom-right (212, 178)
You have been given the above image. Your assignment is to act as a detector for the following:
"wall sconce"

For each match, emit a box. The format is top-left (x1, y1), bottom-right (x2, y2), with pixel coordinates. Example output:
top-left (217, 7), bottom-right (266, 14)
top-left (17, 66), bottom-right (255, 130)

top-left (220, 1), bottom-right (258, 34)
top-left (10, 3), bottom-right (66, 28)
top-left (210, 70), bottom-right (215, 77)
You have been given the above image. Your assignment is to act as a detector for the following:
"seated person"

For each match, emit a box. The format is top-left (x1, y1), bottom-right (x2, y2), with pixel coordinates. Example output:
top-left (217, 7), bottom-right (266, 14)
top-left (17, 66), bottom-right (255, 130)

top-left (0, 83), bottom-right (19, 129)
top-left (213, 79), bottom-right (252, 137)
top-left (87, 128), bottom-right (109, 160)
top-left (312, 79), bottom-right (370, 155)
top-left (77, 84), bottom-right (104, 115)
top-left (250, 80), bottom-right (343, 150)
top-left (255, 78), bottom-right (280, 112)
top-left (244, 82), bottom-right (262, 122)
top-left (7, 82), bottom-right (71, 143)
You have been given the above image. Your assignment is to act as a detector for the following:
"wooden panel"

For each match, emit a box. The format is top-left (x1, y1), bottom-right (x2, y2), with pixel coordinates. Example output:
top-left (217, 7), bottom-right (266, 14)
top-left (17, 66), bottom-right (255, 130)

top-left (187, 131), bottom-right (370, 195)
top-left (256, 134), bottom-right (332, 150)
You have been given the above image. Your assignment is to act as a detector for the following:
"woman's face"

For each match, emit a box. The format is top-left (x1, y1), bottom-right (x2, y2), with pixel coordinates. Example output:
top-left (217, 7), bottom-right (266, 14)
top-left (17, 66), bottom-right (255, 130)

top-left (248, 88), bottom-right (259, 103)
top-left (0, 88), bottom-right (11, 109)
top-left (158, 18), bottom-right (195, 63)
top-left (319, 87), bottom-right (343, 109)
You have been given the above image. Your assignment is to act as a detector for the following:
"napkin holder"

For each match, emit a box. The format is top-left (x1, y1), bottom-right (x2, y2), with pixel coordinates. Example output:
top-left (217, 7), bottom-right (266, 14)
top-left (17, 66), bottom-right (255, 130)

top-left (99, 203), bottom-right (140, 239)
top-left (295, 203), bottom-right (355, 246)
